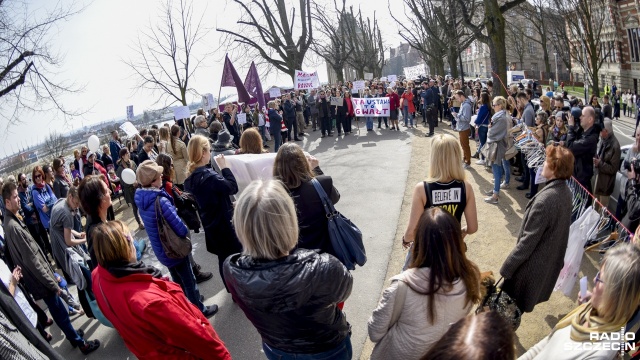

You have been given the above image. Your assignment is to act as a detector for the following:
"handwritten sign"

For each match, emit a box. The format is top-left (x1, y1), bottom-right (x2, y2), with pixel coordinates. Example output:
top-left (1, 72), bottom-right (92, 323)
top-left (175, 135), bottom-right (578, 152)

top-left (404, 64), bottom-right (425, 80)
top-left (237, 113), bottom-right (247, 125)
top-left (351, 97), bottom-right (390, 117)
top-left (364, 72), bottom-right (373, 80)
top-left (294, 70), bottom-right (320, 90)
top-left (119, 121), bottom-right (139, 137)
top-left (379, 76), bottom-right (388, 82)
top-left (269, 88), bottom-right (281, 98)
top-left (173, 106), bottom-right (190, 120)
top-left (126, 105), bottom-right (134, 120)
top-left (330, 96), bottom-right (343, 107)
top-left (353, 80), bottom-right (365, 91)
top-left (388, 75), bottom-right (397, 82)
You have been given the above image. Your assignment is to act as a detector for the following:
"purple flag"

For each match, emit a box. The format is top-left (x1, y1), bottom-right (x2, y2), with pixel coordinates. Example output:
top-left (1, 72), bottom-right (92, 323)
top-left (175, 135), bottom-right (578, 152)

top-left (221, 54), bottom-right (251, 104)
top-left (244, 61), bottom-right (265, 110)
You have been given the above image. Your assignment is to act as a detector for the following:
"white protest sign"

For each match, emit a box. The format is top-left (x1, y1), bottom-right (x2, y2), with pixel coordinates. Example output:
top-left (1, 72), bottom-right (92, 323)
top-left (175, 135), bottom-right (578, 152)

top-left (201, 95), bottom-right (209, 111)
top-left (225, 153), bottom-right (277, 199)
top-left (330, 96), bottom-right (343, 106)
top-left (389, 81), bottom-right (396, 88)
top-left (119, 121), bottom-right (139, 138)
top-left (388, 75), bottom-right (397, 82)
top-left (404, 64), bottom-right (425, 80)
top-left (351, 97), bottom-right (390, 117)
top-left (294, 70), bottom-right (320, 90)
top-left (126, 105), bottom-right (134, 120)
top-left (364, 72), bottom-right (373, 80)
top-left (207, 94), bottom-right (214, 108)
top-left (269, 88), bottom-right (281, 98)
top-left (237, 113), bottom-right (247, 124)
top-left (353, 80), bottom-right (366, 91)
top-left (379, 76), bottom-right (388, 82)
top-left (173, 106), bottom-right (190, 120)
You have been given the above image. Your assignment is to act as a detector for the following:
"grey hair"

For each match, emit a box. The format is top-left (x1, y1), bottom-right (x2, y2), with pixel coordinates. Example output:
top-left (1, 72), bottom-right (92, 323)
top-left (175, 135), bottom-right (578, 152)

top-left (195, 115), bottom-right (207, 128)
top-left (603, 118), bottom-right (614, 133)
top-left (233, 180), bottom-right (299, 260)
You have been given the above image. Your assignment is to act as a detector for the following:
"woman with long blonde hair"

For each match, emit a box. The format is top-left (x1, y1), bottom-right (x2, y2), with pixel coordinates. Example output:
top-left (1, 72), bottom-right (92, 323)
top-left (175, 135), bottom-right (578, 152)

top-left (183, 135), bottom-right (242, 291)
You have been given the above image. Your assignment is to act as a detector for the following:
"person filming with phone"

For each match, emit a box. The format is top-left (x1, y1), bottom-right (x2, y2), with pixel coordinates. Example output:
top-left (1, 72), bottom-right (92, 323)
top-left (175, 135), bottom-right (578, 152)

top-left (592, 119), bottom-right (620, 209)
top-left (566, 106), bottom-right (600, 198)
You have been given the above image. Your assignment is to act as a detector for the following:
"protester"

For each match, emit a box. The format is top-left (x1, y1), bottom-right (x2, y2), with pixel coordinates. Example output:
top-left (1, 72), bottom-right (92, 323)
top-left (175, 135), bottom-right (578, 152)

top-left (101, 145), bottom-right (114, 171)
top-left (83, 152), bottom-right (107, 179)
top-left (500, 145), bottom-right (574, 314)
top-left (184, 135), bottom-right (242, 291)
top-left (453, 90), bottom-right (472, 168)
top-left (520, 244), bottom-right (640, 359)
top-left (283, 93), bottom-right (301, 142)
top-left (157, 126), bottom-right (170, 154)
top-left (473, 92), bottom-right (491, 164)
top-left (109, 130), bottom-right (123, 166)
top-left (368, 207), bottom-right (482, 359)
top-left (194, 115), bottom-right (210, 138)
top-left (137, 135), bottom-right (158, 164)
top-left (236, 128), bottom-right (267, 154)
top-left (268, 101), bottom-right (284, 151)
top-left (42, 165), bottom-right (54, 189)
top-left (387, 87), bottom-right (400, 131)
top-left (422, 80), bottom-right (438, 136)
top-left (166, 124), bottom-right (189, 187)
top-left (31, 166), bottom-right (55, 257)
top-left (78, 175), bottom-right (111, 269)
top-left (308, 89), bottom-right (319, 131)
top-left (483, 96), bottom-right (511, 204)
top-left (317, 90), bottom-right (333, 137)
top-left (209, 120), bottom-right (223, 144)
top-left (295, 91), bottom-right (307, 137)
top-left (91, 221), bottom-right (231, 360)
top-left (344, 91), bottom-right (355, 134)
top-left (567, 106), bottom-right (599, 194)
top-left (3, 182), bottom-right (100, 354)
top-left (546, 112), bottom-right (568, 146)
top-left (211, 130), bottom-right (237, 161)
top-left (224, 180), bottom-right (353, 360)
top-left (593, 119), bottom-right (621, 208)
top-left (52, 158), bottom-right (71, 199)
top-left (401, 85), bottom-right (416, 128)
top-left (74, 147), bottom-right (87, 179)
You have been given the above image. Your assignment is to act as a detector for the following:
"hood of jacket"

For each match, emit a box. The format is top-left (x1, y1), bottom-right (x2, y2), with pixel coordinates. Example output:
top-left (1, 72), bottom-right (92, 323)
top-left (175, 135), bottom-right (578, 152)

top-left (393, 267), bottom-right (466, 297)
top-left (134, 187), bottom-right (173, 213)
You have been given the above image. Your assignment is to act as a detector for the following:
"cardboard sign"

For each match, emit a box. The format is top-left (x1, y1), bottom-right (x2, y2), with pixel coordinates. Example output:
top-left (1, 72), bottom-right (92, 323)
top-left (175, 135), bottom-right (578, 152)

top-left (119, 121), bottom-right (139, 137)
top-left (126, 105), bottom-right (134, 120)
top-left (388, 75), bottom-right (397, 82)
top-left (353, 80), bottom-right (366, 91)
top-left (330, 96), bottom-right (343, 107)
top-left (269, 88), bottom-right (281, 98)
top-left (364, 72), bottom-right (373, 80)
top-left (237, 113), bottom-right (247, 125)
top-left (404, 64), bottom-right (425, 79)
top-left (351, 97), bottom-right (390, 117)
top-left (173, 106), bottom-right (190, 120)
top-left (294, 70), bottom-right (320, 90)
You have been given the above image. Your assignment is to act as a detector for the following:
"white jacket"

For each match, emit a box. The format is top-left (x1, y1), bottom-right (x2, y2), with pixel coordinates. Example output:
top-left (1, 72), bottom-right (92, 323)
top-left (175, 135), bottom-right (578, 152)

top-left (518, 326), bottom-right (619, 360)
top-left (368, 267), bottom-right (472, 360)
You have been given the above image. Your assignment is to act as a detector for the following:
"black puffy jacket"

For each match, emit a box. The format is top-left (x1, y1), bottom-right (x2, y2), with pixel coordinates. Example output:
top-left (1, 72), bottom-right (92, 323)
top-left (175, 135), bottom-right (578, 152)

top-left (223, 249), bottom-right (352, 354)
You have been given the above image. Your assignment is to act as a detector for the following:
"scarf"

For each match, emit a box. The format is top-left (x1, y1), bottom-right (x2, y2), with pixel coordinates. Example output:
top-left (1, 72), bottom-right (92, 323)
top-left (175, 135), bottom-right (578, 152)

top-left (490, 109), bottom-right (505, 125)
top-left (553, 303), bottom-right (625, 342)
top-left (106, 260), bottom-right (163, 279)
top-left (34, 181), bottom-right (46, 189)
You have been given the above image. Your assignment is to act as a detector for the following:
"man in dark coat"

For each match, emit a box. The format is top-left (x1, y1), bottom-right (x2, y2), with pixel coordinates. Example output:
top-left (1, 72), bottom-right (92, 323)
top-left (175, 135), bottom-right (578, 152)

top-left (283, 93), bottom-right (301, 142)
top-left (567, 106), bottom-right (600, 195)
top-left (593, 119), bottom-right (621, 207)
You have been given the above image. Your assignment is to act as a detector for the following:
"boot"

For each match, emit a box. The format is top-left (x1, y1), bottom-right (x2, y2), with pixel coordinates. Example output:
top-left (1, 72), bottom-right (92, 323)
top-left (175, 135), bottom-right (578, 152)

top-left (193, 264), bottom-right (213, 284)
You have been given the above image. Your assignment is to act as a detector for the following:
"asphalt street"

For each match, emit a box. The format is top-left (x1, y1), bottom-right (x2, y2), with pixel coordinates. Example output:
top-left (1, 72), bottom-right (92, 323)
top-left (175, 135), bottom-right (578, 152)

top-left (610, 113), bottom-right (636, 147)
top-left (48, 121), bottom-right (414, 360)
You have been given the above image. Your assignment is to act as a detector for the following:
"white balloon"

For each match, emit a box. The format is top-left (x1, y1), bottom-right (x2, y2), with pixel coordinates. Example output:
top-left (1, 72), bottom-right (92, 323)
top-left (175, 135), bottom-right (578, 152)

top-left (121, 168), bottom-right (136, 185)
top-left (88, 135), bottom-right (100, 152)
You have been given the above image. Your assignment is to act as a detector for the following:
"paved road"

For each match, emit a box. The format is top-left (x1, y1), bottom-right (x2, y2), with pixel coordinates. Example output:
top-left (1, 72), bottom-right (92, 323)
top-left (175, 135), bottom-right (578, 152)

top-left (610, 113), bottom-right (636, 147)
top-left (49, 122), bottom-right (414, 359)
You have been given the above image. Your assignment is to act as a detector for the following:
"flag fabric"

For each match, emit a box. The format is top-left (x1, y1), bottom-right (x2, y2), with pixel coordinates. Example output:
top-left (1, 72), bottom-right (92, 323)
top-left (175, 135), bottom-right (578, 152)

top-left (244, 61), bottom-right (265, 110)
top-left (221, 54), bottom-right (251, 104)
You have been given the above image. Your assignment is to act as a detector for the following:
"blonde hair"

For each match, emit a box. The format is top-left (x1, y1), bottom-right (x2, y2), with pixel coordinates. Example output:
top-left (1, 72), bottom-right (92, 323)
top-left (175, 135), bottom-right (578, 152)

top-left (596, 244), bottom-right (640, 325)
top-left (426, 134), bottom-right (465, 182)
top-left (540, 95), bottom-right (551, 110)
top-left (186, 135), bottom-right (211, 174)
top-left (93, 221), bottom-right (133, 268)
top-left (492, 96), bottom-right (507, 109)
top-left (159, 126), bottom-right (170, 143)
top-left (233, 180), bottom-right (298, 260)
top-left (268, 101), bottom-right (276, 109)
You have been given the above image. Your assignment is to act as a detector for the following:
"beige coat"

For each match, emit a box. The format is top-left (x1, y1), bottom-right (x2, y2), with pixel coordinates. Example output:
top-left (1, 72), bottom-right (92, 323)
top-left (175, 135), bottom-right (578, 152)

top-left (167, 137), bottom-right (189, 185)
top-left (368, 268), bottom-right (472, 360)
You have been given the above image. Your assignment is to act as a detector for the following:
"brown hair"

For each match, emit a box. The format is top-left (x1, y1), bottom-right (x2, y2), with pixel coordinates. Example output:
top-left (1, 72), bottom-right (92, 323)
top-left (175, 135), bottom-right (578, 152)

top-left (159, 126), bottom-right (170, 143)
top-left (156, 153), bottom-right (174, 180)
top-left (32, 166), bottom-right (45, 183)
top-left (409, 207), bottom-right (482, 324)
top-left (420, 312), bottom-right (515, 360)
top-left (93, 221), bottom-right (133, 268)
top-left (52, 158), bottom-right (64, 174)
top-left (545, 145), bottom-right (574, 180)
top-left (273, 143), bottom-right (315, 189)
top-left (238, 128), bottom-right (266, 154)
top-left (170, 124), bottom-right (181, 154)
top-left (78, 175), bottom-right (108, 219)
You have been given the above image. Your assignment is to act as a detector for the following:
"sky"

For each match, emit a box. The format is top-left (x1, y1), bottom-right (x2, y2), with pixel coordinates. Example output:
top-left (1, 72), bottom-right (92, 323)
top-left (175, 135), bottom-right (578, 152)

top-left (0, 0), bottom-right (404, 158)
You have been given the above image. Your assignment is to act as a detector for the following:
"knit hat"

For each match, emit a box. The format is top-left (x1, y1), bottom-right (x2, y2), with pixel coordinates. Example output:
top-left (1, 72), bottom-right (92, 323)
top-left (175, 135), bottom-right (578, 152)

top-left (215, 130), bottom-right (233, 146)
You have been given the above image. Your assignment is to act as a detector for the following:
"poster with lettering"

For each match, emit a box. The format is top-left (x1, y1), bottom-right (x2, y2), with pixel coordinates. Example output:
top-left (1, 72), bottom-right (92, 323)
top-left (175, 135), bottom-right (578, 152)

top-left (294, 70), bottom-right (320, 90)
top-left (119, 121), bottom-right (139, 137)
top-left (269, 87), bottom-right (281, 98)
top-left (364, 72), bottom-right (373, 80)
top-left (330, 96), bottom-right (343, 106)
top-left (353, 80), bottom-right (366, 91)
top-left (173, 106), bottom-right (190, 120)
top-left (403, 65), bottom-right (425, 80)
top-left (351, 97), bottom-right (390, 117)
top-left (237, 113), bottom-right (247, 124)
top-left (201, 95), bottom-right (210, 111)
top-left (126, 105), bottom-right (134, 120)
top-left (388, 75), bottom-right (397, 82)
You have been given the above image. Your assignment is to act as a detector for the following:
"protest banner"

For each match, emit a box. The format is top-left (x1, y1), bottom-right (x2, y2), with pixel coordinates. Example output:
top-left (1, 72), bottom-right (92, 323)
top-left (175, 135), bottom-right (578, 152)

top-left (330, 96), bottom-right (343, 106)
top-left (119, 121), bottom-right (139, 137)
top-left (364, 72), bottom-right (373, 80)
top-left (173, 106), bottom-right (190, 120)
top-left (351, 97), bottom-right (390, 117)
top-left (353, 80), bottom-right (366, 91)
top-left (388, 75), bottom-right (397, 82)
top-left (269, 87), bottom-right (281, 98)
top-left (237, 113), bottom-right (247, 124)
top-left (379, 76), bottom-right (388, 82)
top-left (403, 64), bottom-right (425, 80)
top-left (294, 70), bottom-right (320, 90)
top-left (126, 105), bottom-right (134, 120)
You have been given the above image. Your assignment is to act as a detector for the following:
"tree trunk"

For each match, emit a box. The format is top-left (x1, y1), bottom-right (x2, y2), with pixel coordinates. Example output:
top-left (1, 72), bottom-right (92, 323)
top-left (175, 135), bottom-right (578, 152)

top-left (433, 57), bottom-right (445, 77)
top-left (542, 47), bottom-right (550, 75)
top-left (447, 49), bottom-right (459, 78)
top-left (332, 65), bottom-right (345, 83)
top-left (485, 0), bottom-right (508, 96)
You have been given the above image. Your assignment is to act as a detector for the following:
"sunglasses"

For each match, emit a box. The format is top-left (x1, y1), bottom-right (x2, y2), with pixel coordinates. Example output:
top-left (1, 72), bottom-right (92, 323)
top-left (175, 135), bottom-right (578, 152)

top-left (35, 174), bottom-right (42, 179)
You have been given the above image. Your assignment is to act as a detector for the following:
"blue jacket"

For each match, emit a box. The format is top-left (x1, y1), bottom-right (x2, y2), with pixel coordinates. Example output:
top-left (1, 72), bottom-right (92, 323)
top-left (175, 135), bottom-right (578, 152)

top-left (268, 109), bottom-right (282, 135)
top-left (456, 98), bottom-right (473, 131)
top-left (421, 87), bottom-right (437, 107)
top-left (109, 139), bottom-right (122, 165)
top-left (32, 185), bottom-right (56, 230)
top-left (18, 187), bottom-right (37, 226)
top-left (475, 104), bottom-right (491, 126)
top-left (135, 188), bottom-right (189, 268)
top-left (283, 100), bottom-right (296, 120)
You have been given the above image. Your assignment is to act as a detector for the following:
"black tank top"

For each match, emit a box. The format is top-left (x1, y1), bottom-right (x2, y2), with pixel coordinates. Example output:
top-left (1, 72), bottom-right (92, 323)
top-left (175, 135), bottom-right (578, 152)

top-left (423, 180), bottom-right (467, 222)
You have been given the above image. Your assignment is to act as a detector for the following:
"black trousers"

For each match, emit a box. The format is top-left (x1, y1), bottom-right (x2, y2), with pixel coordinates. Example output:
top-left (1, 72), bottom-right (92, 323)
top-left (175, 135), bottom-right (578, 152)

top-left (320, 116), bottom-right (331, 135)
top-left (426, 107), bottom-right (438, 134)
top-left (285, 117), bottom-right (298, 140)
top-left (336, 112), bottom-right (346, 134)
top-left (378, 117), bottom-right (388, 128)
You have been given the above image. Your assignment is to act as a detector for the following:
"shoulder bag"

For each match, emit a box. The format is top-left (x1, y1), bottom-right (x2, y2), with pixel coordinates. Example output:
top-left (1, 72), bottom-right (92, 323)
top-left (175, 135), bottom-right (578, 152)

top-left (475, 276), bottom-right (522, 330)
top-left (311, 178), bottom-right (366, 270)
top-left (155, 197), bottom-right (192, 259)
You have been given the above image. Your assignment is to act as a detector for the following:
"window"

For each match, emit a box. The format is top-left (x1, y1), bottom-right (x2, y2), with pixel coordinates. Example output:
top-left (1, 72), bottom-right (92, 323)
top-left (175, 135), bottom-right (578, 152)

top-left (602, 41), bottom-right (618, 63)
top-left (629, 28), bottom-right (640, 62)
top-left (528, 41), bottom-right (536, 55)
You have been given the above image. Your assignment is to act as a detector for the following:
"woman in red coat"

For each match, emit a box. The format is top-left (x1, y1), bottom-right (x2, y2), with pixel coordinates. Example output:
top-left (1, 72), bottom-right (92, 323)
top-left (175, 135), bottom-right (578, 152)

top-left (387, 87), bottom-right (401, 131)
top-left (344, 91), bottom-right (356, 134)
top-left (401, 85), bottom-right (416, 128)
top-left (91, 221), bottom-right (231, 360)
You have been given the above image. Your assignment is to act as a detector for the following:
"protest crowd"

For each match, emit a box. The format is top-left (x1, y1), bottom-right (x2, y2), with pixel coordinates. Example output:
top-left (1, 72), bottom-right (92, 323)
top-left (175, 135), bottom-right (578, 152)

top-left (1, 71), bottom-right (640, 360)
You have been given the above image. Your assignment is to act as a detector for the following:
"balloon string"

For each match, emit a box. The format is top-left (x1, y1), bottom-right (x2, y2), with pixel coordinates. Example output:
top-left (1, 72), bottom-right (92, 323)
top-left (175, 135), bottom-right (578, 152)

top-left (492, 71), bottom-right (509, 95)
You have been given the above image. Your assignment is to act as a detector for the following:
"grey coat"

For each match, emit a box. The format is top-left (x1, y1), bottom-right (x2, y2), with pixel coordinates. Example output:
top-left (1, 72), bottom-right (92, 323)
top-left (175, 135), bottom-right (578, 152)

top-left (500, 179), bottom-right (572, 312)
top-left (485, 110), bottom-right (509, 166)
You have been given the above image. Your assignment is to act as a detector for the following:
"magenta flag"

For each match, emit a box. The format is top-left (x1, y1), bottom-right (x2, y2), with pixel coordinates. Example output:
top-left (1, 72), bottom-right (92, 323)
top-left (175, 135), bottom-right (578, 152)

top-left (221, 54), bottom-right (251, 104)
top-left (244, 61), bottom-right (265, 109)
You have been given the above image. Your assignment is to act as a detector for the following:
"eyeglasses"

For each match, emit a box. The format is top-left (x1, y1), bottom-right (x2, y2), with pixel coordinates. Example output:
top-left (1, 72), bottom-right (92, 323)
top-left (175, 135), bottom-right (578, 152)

top-left (595, 271), bottom-right (604, 284)
top-left (34, 174), bottom-right (42, 179)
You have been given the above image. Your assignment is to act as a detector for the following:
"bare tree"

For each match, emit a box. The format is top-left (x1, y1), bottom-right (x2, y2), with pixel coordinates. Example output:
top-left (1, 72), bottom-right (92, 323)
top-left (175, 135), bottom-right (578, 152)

top-left (312, 0), bottom-right (349, 83)
top-left (343, 7), bottom-right (385, 79)
top-left (457, 0), bottom-right (527, 96)
top-left (0, 0), bottom-right (86, 130)
top-left (511, 1), bottom-right (553, 74)
top-left (43, 131), bottom-right (69, 161)
top-left (505, 20), bottom-right (526, 70)
top-left (124, 0), bottom-right (210, 106)
top-left (546, 13), bottom-right (572, 73)
top-left (218, 0), bottom-right (313, 81)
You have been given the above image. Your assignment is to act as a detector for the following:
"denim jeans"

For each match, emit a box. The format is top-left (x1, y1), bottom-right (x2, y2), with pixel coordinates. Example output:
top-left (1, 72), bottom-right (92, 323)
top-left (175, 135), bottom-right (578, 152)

top-left (168, 258), bottom-right (204, 311)
top-left (403, 105), bottom-right (413, 126)
top-left (43, 293), bottom-right (84, 346)
top-left (477, 126), bottom-right (488, 159)
top-left (271, 130), bottom-right (282, 152)
top-left (492, 163), bottom-right (503, 194)
top-left (259, 125), bottom-right (267, 143)
top-left (262, 334), bottom-right (352, 360)
top-left (521, 152), bottom-right (530, 186)
top-left (502, 159), bottom-right (511, 184)
top-left (366, 117), bottom-right (373, 130)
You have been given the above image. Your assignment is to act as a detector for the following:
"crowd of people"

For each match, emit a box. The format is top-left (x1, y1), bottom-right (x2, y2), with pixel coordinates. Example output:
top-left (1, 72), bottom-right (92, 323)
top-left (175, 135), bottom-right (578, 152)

top-left (0, 73), bottom-right (638, 360)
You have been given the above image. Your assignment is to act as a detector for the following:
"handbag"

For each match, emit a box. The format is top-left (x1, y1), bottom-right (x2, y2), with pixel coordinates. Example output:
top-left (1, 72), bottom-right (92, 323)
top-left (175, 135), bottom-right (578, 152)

top-left (155, 197), bottom-right (192, 259)
top-left (311, 179), bottom-right (366, 270)
top-left (476, 276), bottom-right (522, 330)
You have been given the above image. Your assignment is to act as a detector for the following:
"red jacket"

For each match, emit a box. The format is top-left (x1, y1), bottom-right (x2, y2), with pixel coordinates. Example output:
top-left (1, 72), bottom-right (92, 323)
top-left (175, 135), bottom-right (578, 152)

top-left (387, 92), bottom-right (400, 111)
top-left (345, 97), bottom-right (355, 116)
top-left (92, 266), bottom-right (231, 360)
top-left (401, 91), bottom-right (416, 113)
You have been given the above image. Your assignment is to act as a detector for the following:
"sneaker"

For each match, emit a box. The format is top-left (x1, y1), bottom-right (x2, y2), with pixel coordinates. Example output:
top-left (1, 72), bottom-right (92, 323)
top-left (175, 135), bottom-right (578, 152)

top-left (475, 159), bottom-right (485, 165)
top-left (484, 190), bottom-right (494, 196)
top-left (500, 182), bottom-right (510, 189)
top-left (484, 195), bottom-right (499, 204)
top-left (471, 153), bottom-right (480, 159)
top-left (202, 305), bottom-right (219, 318)
top-left (78, 340), bottom-right (100, 355)
top-left (463, 163), bottom-right (471, 169)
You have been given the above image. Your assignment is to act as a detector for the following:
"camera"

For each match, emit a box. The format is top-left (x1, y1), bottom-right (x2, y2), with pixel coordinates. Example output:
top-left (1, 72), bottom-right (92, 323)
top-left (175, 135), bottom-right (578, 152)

top-left (624, 157), bottom-right (640, 174)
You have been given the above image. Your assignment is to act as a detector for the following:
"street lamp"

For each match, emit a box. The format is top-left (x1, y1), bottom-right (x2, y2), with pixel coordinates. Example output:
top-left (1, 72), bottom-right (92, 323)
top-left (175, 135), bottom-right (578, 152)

top-left (554, 52), bottom-right (559, 86)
